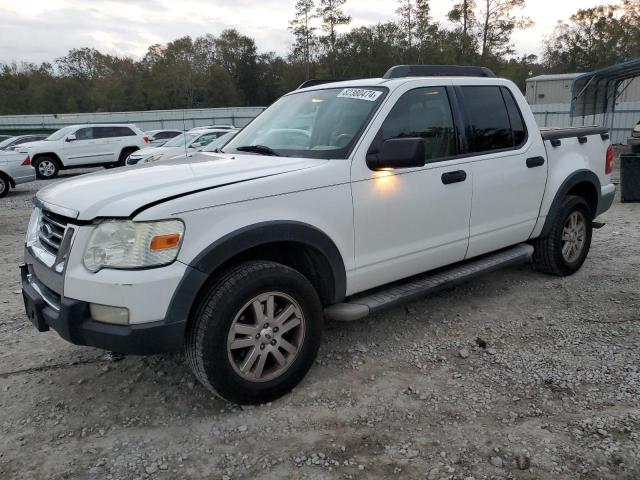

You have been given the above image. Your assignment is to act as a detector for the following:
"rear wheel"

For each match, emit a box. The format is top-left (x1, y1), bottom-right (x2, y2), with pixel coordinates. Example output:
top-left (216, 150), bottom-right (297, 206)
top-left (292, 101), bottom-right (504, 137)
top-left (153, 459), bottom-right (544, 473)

top-left (532, 196), bottom-right (593, 276)
top-left (185, 261), bottom-right (323, 404)
top-left (34, 157), bottom-right (59, 179)
top-left (0, 175), bottom-right (10, 198)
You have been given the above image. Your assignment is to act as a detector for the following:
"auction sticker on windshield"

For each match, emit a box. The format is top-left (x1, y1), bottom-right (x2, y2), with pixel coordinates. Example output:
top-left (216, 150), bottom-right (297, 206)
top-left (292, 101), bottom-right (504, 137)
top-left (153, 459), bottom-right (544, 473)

top-left (337, 88), bottom-right (383, 102)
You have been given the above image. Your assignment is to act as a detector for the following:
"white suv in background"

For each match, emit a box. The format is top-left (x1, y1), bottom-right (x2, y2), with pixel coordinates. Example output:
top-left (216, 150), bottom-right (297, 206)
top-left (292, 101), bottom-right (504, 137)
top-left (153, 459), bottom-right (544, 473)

top-left (19, 124), bottom-right (147, 179)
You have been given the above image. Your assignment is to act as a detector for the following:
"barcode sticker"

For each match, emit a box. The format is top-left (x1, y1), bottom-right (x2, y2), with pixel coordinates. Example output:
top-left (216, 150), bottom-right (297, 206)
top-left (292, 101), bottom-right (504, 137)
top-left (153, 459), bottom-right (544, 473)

top-left (337, 88), bottom-right (383, 102)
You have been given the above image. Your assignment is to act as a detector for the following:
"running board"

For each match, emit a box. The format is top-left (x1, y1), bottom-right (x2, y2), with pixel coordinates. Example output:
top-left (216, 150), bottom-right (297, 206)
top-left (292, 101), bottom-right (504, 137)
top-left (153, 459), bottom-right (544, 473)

top-left (324, 243), bottom-right (534, 322)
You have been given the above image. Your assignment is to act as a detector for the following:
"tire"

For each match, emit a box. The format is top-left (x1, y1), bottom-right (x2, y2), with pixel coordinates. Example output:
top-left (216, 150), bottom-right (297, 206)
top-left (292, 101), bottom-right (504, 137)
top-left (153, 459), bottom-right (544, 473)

top-left (34, 157), bottom-right (59, 179)
top-left (0, 175), bottom-right (9, 198)
top-left (185, 261), bottom-right (323, 404)
top-left (118, 148), bottom-right (136, 167)
top-left (532, 195), bottom-right (593, 276)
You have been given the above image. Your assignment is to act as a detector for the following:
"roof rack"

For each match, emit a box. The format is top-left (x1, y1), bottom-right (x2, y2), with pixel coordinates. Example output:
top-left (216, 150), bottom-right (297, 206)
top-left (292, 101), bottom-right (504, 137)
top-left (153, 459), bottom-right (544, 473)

top-left (383, 65), bottom-right (496, 79)
top-left (297, 79), bottom-right (341, 89)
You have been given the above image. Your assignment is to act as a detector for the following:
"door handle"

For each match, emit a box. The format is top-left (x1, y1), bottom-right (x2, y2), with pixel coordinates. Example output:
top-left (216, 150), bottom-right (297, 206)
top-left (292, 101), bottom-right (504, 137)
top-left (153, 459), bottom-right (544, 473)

top-left (441, 170), bottom-right (467, 185)
top-left (526, 156), bottom-right (545, 168)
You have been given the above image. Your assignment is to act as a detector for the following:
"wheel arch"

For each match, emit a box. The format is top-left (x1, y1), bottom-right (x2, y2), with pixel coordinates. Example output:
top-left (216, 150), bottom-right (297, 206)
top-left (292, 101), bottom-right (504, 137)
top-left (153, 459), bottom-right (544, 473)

top-left (0, 170), bottom-right (15, 188)
top-left (32, 152), bottom-right (63, 166)
top-left (190, 221), bottom-right (347, 305)
top-left (540, 170), bottom-right (600, 238)
top-left (164, 221), bottom-right (348, 336)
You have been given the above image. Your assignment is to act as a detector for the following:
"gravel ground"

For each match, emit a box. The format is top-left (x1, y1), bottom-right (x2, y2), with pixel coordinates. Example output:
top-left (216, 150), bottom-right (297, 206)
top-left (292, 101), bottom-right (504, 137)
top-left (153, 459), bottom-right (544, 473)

top-left (1, 166), bottom-right (639, 480)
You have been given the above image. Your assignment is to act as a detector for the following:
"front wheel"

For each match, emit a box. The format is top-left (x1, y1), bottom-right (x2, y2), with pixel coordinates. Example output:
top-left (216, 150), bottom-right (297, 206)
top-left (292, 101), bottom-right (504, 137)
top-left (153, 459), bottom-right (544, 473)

top-left (185, 261), bottom-right (323, 404)
top-left (532, 195), bottom-right (593, 276)
top-left (34, 157), bottom-right (59, 179)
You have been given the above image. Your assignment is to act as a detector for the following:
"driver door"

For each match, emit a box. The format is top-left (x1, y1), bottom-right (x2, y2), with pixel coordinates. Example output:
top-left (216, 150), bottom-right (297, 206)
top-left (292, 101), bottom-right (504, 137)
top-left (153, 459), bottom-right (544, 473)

top-left (350, 83), bottom-right (473, 293)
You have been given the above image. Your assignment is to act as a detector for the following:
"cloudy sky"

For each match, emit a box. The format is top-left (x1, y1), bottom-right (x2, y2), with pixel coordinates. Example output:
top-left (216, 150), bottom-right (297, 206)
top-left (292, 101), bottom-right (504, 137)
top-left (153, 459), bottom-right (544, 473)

top-left (0, 0), bottom-right (614, 65)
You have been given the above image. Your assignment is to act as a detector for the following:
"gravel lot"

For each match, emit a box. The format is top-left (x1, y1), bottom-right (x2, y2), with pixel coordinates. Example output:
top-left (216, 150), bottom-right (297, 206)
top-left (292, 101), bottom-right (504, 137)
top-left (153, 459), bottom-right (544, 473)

top-left (1, 166), bottom-right (639, 480)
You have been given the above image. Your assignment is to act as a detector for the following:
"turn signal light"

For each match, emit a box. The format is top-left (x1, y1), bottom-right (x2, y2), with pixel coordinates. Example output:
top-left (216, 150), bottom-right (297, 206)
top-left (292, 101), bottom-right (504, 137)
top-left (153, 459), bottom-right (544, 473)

top-left (22, 156), bottom-right (31, 166)
top-left (150, 233), bottom-right (181, 251)
top-left (605, 145), bottom-right (614, 175)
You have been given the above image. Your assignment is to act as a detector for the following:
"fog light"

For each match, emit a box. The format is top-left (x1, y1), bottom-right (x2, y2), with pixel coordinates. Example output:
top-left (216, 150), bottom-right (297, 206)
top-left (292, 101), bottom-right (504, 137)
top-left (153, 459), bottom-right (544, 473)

top-left (90, 304), bottom-right (130, 325)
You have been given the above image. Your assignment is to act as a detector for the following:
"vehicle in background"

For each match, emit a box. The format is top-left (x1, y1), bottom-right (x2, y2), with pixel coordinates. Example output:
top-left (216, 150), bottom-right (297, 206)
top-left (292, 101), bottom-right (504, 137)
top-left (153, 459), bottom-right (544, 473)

top-left (0, 135), bottom-right (48, 151)
top-left (0, 152), bottom-right (34, 197)
top-left (22, 65), bottom-right (615, 405)
top-left (18, 124), bottom-right (147, 179)
top-left (189, 125), bottom-right (235, 132)
top-left (167, 130), bottom-right (239, 161)
top-left (126, 129), bottom-right (231, 165)
top-left (143, 129), bottom-right (183, 147)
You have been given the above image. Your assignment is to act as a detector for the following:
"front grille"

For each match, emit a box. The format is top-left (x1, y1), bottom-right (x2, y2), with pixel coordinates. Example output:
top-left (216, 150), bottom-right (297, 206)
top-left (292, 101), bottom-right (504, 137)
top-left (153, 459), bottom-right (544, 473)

top-left (38, 210), bottom-right (69, 256)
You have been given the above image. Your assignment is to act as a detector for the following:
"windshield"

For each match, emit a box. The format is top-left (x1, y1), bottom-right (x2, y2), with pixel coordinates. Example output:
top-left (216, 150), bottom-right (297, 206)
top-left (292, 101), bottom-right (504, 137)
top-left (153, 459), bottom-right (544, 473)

top-left (203, 131), bottom-right (238, 151)
top-left (164, 132), bottom-right (198, 148)
top-left (46, 126), bottom-right (75, 141)
top-left (223, 87), bottom-right (387, 159)
top-left (0, 137), bottom-right (17, 149)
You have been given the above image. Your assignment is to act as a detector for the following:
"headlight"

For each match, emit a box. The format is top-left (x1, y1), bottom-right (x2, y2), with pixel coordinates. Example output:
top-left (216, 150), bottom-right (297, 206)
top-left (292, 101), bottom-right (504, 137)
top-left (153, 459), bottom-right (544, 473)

top-left (83, 219), bottom-right (184, 272)
top-left (26, 208), bottom-right (42, 246)
top-left (142, 154), bottom-right (163, 164)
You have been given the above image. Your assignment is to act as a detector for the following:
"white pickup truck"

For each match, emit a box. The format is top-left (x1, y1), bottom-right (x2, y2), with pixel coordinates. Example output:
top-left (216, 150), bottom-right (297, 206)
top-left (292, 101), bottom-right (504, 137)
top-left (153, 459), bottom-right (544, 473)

top-left (22, 65), bottom-right (615, 404)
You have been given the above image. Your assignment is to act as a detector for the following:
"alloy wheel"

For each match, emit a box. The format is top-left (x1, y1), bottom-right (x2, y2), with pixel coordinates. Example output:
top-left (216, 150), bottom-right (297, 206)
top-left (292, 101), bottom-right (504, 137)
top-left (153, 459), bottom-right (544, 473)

top-left (227, 292), bottom-right (305, 382)
top-left (562, 211), bottom-right (586, 263)
top-left (38, 160), bottom-right (56, 177)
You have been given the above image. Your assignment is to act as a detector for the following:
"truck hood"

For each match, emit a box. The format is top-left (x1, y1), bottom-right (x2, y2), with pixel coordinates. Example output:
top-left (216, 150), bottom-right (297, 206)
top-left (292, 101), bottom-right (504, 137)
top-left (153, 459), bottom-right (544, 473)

top-left (36, 153), bottom-right (327, 220)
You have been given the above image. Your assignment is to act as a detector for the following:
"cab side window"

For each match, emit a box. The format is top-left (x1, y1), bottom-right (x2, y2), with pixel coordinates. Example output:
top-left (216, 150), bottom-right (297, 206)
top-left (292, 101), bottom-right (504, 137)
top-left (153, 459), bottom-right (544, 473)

top-left (501, 87), bottom-right (527, 147)
top-left (378, 87), bottom-right (457, 162)
top-left (75, 128), bottom-right (94, 140)
top-left (459, 86), bottom-right (513, 153)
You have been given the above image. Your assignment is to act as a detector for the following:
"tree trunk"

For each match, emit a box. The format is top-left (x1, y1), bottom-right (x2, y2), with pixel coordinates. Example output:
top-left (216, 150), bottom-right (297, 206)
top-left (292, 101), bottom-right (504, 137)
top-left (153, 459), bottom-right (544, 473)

top-left (482, 0), bottom-right (490, 59)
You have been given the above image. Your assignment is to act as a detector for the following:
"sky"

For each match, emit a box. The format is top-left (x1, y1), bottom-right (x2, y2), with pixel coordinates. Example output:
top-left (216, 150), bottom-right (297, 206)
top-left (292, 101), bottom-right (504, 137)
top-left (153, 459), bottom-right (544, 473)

top-left (0, 0), bottom-right (617, 65)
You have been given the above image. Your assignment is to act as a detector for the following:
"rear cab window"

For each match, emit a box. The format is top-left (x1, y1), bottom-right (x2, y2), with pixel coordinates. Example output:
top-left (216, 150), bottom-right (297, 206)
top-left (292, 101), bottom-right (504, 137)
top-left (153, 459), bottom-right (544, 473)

top-left (458, 86), bottom-right (513, 153)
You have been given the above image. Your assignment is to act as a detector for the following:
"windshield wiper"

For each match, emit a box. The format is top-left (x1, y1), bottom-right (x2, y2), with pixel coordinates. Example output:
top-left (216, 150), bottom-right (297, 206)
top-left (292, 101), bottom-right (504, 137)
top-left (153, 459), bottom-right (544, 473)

top-left (235, 145), bottom-right (286, 157)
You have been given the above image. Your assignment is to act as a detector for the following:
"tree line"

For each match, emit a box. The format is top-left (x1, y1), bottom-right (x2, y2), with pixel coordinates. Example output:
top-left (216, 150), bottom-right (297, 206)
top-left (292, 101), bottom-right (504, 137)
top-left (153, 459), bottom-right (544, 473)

top-left (0, 0), bottom-right (639, 116)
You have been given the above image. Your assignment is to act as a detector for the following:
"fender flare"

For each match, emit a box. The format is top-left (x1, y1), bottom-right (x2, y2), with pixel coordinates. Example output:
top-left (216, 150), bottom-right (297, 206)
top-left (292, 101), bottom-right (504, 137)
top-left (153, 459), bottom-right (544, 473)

top-left (190, 221), bottom-right (347, 303)
top-left (164, 221), bottom-right (348, 327)
top-left (540, 169), bottom-right (601, 238)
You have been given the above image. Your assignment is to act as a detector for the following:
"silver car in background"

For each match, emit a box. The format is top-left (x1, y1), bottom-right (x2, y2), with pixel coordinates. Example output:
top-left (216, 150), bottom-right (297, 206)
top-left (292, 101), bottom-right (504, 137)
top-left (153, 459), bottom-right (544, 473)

top-left (0, 134), bottom-right (48, 151)
top-left (0, 151), bottom-right (35, 197)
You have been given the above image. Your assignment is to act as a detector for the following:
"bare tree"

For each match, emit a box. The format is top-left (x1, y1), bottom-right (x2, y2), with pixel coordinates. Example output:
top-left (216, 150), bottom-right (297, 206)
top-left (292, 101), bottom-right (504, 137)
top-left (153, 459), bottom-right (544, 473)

top-left (289, 0), bottom-right (317, 79)
top-left (448, 0), bottom-right (476, 57)
top-left (478, 0), bottom-right (532, 60)
top-left (396, 0), bottom-right (414, 50)
top-left (316, 0), bottom-right (351, 76)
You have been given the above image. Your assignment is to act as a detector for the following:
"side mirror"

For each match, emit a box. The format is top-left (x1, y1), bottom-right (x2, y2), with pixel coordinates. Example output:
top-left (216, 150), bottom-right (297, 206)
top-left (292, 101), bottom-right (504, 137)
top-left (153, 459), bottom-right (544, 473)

top-left (366, 138), bottom-right (425, 170)
top-left (66, 134), bottom-right (77, 142)
top-left (190, 142), bottom-right (201, 149)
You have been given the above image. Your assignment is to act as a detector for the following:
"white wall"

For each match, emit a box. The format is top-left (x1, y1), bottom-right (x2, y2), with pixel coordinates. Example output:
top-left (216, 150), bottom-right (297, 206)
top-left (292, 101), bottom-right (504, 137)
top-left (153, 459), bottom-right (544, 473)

top-left (0, 107), bottom-right (266, 132)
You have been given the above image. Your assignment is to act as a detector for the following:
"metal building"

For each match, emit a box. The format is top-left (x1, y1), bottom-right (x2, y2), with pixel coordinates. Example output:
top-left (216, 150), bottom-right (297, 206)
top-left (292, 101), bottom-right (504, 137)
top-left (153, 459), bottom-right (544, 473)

top-left (528, 64), bottom-right (640, 144)
top-left (527, 74), bottom-right (640, 106)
